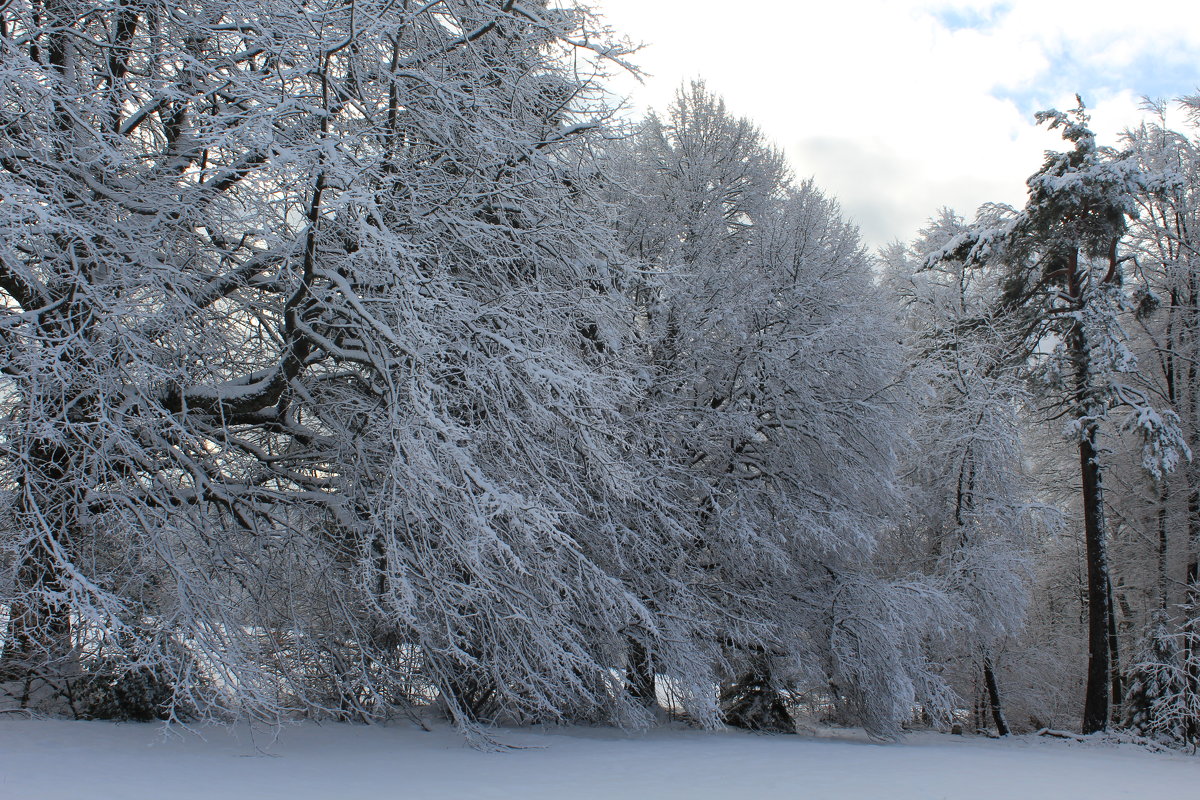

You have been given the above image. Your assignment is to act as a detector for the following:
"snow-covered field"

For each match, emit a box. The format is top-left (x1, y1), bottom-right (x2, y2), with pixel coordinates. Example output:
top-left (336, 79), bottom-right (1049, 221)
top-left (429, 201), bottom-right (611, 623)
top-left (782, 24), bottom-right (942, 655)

top-left (1, 719), bottom-right (1195, 800)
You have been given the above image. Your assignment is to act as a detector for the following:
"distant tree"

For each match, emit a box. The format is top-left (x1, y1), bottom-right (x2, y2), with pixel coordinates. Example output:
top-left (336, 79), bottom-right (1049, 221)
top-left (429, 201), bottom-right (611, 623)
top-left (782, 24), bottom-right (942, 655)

top-left (604, 83), bottom-right (790, 722)
top-left (885, 209), bottom-right (1050, 735)
top-left (611, 84), bottom-right (956, 736)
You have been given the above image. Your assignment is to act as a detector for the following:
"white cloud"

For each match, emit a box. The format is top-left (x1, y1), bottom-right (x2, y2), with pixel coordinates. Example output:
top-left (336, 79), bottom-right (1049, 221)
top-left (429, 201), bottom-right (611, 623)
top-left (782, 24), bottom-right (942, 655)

top-left (593, 0), bottom-right (1200, 247)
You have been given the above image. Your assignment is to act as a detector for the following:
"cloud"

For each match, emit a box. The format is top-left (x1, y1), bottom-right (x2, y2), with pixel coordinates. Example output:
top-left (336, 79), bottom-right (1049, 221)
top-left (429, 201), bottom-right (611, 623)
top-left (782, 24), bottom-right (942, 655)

top-left (595, 0), bottom-right (1200, 247)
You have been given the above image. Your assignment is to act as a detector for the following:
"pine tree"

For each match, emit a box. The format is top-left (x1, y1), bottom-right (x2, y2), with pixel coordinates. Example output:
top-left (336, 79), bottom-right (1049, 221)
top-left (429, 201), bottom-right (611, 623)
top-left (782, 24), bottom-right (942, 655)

top-left (931, 100), bottom-right (1187, 733)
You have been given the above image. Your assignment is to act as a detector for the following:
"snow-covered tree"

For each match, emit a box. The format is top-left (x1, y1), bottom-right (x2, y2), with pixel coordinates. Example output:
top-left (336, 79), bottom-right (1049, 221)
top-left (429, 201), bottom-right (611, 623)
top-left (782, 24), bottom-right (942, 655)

top-left (610, 85), bottom-right (957, 736)
top-left (1103, 98), bottom-right (1200, 745)
top-left (0, 0), bottom-right (723, 733)
top-left (885, 209), bottom-right (1052, 735)
top-left (930, 101), bottom-right (1188, 733)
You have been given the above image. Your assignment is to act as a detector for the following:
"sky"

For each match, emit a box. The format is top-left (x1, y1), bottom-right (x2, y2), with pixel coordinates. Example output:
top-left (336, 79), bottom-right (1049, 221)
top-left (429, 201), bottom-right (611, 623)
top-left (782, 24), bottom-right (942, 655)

top-left (592, 0), bottom-right (1200, 249)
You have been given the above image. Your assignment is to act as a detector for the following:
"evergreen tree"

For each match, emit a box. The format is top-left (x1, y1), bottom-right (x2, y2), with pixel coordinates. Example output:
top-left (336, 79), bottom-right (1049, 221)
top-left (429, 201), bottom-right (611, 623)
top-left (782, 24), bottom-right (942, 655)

top-left (930, 101), bottom-right (1187, 733)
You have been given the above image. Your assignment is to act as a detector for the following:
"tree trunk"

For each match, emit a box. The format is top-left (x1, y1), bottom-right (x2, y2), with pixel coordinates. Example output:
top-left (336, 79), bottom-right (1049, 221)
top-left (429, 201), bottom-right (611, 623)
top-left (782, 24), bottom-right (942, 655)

top-left (0, 545), bottom-right (74, 697)
top-left (1187, 274), bottom-right (1200, 611)
top-left (626, 639), bottom-right (657, 710)
top-left (0, 439), bottom-right (78, 704)
top-left (1080, 424), bottom-right (1112, 734)
top-left (1064, 250), bottom-right (1113, 737)
top-left (1157, 483), bottom-right (1171, 611)
top-left (1188, 469), bottom-right (1200, 609)
top-left (1186, 466), bottom-right (1200, 743)
top-left (982, 654), bottom-right (1010, 736)
top-left (1182, 274), bottom-right (1200, 743)
top-left (1106, 576), bottom-right (1123, 717)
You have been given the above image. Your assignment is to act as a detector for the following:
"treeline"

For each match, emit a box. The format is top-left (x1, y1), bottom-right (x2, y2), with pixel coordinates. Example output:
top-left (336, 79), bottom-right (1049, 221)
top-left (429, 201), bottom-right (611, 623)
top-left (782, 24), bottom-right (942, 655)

top-left (0, 0), bottom-right (1197, 746)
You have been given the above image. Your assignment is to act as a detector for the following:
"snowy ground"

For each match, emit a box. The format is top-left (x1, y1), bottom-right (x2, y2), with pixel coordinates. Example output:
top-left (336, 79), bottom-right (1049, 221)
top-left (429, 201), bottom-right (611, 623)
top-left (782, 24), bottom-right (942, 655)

top-left (1, 717), bottom-right (1195, 800)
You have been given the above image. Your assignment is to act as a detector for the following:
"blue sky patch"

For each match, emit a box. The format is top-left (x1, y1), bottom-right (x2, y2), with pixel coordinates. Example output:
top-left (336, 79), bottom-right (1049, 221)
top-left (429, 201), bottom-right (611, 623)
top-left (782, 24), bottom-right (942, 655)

top-left (929, 2), bottom-right (1012, 32)
top-left (994, 45), bottom-right (1198, 120)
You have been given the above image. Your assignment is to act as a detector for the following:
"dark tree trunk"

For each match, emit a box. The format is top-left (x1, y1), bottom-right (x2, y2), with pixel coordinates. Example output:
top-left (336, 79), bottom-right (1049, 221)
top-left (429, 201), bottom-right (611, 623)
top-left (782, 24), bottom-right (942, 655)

top-left (982, 655), bottom-right (1010, 736)
top-left (1186, 465), bottom-right (1200, 743)
top-left (1187, 275), bottom-right (1200, 610)
top-left (1182, 275), bottom-right (1200, 744)
top-left (1079, 423), bottom-right (1112, 734)
top-left (440, 668), bottom-right (498, 724)
top-left (1188, 468), bottom-right (1200, 608)
top-left (1106, 576), bottom-right (1123, 716)
top-left (1062, 251), bottom-right (1113, 736)
top-left (1156, 483), bottom-right (1170, 611)
top-left (626, 638), bottom-right (657, 710)
top-left (1156, 286), bottom-right (1179, 613)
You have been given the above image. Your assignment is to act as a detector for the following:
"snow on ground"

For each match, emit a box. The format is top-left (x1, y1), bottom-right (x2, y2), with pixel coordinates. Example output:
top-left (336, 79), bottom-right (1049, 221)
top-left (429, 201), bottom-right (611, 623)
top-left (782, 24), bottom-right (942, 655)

top-left (1, 717), bottom-right (1195, 800)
